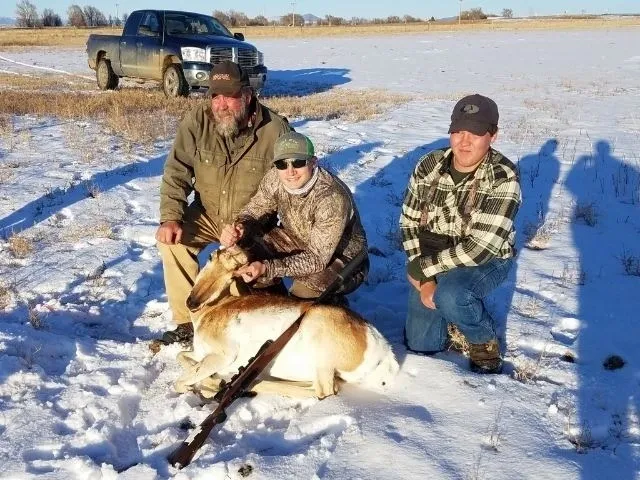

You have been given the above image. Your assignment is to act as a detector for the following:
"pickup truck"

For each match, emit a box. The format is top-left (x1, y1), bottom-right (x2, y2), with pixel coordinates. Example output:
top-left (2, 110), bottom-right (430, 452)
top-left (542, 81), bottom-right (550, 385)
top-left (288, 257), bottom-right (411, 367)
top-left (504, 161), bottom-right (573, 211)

top-left (86, 9), bottom-right (267, 97)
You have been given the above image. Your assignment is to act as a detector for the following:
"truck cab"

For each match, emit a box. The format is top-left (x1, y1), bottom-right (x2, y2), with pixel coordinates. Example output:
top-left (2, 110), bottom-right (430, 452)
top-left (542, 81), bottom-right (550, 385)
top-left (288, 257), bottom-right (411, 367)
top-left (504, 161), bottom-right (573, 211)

top-left (87, 10), bottom-right (267, 97)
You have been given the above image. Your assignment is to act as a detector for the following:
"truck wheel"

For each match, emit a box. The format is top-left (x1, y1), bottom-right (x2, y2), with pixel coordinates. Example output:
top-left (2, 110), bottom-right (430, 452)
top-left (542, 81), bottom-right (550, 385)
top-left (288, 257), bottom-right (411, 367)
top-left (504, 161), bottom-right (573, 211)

top-left (163, 65), bottom-right (189, 98)
top-left (96, 58), bottom-right (119, 90)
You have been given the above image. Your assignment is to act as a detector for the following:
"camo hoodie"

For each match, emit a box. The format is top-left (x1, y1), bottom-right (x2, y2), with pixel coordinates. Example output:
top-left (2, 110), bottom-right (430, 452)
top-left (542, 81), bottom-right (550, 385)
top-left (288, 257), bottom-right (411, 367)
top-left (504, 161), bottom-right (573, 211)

top-left (236, 167), bottom-right (367, 284)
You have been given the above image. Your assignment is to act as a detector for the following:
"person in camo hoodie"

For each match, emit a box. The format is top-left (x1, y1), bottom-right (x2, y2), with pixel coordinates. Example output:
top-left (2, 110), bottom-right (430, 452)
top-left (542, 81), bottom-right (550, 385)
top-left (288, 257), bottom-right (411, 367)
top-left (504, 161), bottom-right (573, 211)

top-left (400, 94), bottom-right (521, 374)
top-left (220, 131), bottom-right (369, 305)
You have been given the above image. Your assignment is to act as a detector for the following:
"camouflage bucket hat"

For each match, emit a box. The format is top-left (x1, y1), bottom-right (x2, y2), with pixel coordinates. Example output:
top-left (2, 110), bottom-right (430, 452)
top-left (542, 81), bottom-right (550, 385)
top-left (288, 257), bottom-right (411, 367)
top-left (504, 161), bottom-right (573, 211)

top-left (273, 132), bottom-right (315, 162)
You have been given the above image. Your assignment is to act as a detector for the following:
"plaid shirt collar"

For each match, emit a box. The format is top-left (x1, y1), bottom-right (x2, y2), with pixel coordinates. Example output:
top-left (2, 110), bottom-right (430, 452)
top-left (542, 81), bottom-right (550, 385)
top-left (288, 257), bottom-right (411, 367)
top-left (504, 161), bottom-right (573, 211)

top-left (438, 147), bottom-right (500, 185)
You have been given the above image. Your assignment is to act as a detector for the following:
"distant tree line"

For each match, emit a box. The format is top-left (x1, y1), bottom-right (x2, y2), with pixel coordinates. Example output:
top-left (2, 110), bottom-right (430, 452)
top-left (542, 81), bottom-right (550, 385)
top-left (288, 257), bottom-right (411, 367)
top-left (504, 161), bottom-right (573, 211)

top-left (458, 7), bottom-right (514, 21)
top-left (15, 2), bottom-right (512, 29)
top-left (14, 0), bottom-right (128, 28)
top-left (213, 9), bottom-right (434, 27)
top-left (459, 8), bottom-right (488, 21)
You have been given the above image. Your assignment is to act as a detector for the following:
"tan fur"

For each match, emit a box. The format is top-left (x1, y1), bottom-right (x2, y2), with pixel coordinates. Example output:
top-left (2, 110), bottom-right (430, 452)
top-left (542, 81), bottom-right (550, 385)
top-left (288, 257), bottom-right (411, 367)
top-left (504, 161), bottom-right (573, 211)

top-left (175, 246), bottom-right (397, 399)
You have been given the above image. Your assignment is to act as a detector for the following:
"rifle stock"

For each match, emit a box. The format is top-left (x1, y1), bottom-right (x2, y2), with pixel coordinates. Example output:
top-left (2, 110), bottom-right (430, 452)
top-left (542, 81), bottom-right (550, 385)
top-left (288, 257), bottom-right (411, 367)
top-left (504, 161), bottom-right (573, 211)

top-left (167, 249), bottom-right (367, 469)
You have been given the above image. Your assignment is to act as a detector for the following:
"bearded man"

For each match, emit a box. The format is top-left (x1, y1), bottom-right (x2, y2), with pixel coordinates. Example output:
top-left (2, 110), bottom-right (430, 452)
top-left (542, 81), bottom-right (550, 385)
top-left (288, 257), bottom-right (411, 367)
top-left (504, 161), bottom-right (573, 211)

top-left (155, 60), bottom-right (291, 345)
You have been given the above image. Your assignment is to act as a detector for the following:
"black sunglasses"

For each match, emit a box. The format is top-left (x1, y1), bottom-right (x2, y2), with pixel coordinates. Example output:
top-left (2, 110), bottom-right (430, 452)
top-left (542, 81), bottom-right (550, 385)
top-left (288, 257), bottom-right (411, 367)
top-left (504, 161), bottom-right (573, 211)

top-left (273, 159), bottom-right (309, 170)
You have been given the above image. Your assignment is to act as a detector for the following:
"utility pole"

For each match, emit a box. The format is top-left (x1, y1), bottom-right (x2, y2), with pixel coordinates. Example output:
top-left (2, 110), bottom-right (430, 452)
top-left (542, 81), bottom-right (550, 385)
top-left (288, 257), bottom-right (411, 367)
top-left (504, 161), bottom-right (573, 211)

top-left (290, 1), bottom-right (296, 27)
top-left (458, 0), bottom-right (462, 25)
top-left (115, 2), bottom-right (119, 26)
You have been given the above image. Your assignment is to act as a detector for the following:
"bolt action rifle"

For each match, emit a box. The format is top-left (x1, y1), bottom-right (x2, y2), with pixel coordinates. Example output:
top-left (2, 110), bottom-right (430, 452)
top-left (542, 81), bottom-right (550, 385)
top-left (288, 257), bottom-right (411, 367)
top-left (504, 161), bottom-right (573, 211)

top-left (167, 250), bottom-right (367, 469)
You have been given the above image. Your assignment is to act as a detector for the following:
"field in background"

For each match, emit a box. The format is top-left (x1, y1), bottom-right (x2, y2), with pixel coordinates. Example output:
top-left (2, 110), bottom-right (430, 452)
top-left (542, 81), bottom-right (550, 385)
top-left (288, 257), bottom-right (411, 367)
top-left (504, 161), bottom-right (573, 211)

top-left (0, 16), bottom-right (639, 47)
top-left (1, 26), bottom-right (640, 479)
top-left (0, 73), bottom-right (411, 144)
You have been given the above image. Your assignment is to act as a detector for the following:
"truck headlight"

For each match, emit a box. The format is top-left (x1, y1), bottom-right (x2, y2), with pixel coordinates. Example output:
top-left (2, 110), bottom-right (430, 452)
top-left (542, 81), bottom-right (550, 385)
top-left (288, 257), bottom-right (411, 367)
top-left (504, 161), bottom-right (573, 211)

top-left (181, 47), bottom-right (206, 62)
top-left (258, 51), bottom-right (264, 65)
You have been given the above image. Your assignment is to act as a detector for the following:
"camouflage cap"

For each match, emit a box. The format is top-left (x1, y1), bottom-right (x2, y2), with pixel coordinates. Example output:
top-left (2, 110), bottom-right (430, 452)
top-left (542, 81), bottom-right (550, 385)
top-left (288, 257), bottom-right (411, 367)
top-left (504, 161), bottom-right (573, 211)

top-left (209, 60), bottom-right (250, 97)
top-left (448, 94), bottom-right (499, 136)
top-left (273, 131), bottom-right (315, 162)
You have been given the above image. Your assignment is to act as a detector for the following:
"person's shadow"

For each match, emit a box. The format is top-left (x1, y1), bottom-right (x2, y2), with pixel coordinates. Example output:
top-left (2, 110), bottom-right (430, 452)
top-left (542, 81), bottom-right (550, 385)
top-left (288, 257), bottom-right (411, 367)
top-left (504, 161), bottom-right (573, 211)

top-left (565, 140), bottom-right (640, 478)
top-left (499, 139), bottom-right (561, 354)
top-left (517, 139), bottom-right (561, 243)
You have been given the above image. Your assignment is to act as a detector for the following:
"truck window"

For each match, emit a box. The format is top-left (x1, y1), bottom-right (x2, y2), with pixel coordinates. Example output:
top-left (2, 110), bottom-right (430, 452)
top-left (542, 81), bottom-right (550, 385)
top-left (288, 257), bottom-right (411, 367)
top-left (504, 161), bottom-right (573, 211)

top-left (123, 11), bottom-right (144, 36)
top-left (138, 12), bottom-right (160, 36)
top-left (164, 12), bottom-right (232, 37)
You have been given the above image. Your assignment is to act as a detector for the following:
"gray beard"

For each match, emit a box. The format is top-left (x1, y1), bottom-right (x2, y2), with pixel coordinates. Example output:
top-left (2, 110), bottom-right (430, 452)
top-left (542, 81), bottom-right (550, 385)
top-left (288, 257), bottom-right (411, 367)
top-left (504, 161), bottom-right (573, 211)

top-left (213, 102), bottom-right (248, 139)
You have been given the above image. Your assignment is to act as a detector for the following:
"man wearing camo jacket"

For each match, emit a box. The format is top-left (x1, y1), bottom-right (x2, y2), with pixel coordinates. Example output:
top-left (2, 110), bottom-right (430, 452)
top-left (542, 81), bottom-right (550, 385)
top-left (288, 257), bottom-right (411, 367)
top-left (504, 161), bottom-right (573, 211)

top-left (221, 131), bottom-right (369, 304)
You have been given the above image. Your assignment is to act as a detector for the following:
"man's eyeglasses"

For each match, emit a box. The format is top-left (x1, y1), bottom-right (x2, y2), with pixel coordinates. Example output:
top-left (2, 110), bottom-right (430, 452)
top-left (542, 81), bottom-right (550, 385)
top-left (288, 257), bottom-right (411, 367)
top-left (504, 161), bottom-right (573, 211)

top-left (273, 159), bottom-right (309, 170)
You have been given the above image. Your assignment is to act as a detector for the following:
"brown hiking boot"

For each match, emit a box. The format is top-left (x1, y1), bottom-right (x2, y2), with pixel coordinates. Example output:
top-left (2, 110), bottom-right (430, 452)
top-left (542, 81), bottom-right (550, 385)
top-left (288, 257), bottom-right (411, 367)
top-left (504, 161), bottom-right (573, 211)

top-left (469, 338), bottom-right (503, 374)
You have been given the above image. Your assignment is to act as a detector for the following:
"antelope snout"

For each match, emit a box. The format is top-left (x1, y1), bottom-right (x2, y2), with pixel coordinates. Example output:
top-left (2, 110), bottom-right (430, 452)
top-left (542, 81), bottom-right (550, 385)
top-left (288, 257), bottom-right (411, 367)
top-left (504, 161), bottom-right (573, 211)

top-left (186, 294), bottom-right (200, 311)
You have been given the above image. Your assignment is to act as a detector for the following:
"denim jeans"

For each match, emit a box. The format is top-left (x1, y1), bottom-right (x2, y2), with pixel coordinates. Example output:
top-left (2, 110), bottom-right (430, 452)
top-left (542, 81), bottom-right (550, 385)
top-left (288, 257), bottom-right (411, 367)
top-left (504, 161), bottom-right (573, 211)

top-left (405, 257), bottom-right (513, 353)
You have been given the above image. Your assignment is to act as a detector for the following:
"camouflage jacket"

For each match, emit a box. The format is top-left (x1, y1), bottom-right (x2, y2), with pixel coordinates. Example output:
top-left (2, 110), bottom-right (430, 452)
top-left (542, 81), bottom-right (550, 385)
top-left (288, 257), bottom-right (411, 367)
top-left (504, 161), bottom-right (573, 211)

top-left (159, 100), bottom-right (290, 225)
top-left (236, 167), bottom-right (368, 280)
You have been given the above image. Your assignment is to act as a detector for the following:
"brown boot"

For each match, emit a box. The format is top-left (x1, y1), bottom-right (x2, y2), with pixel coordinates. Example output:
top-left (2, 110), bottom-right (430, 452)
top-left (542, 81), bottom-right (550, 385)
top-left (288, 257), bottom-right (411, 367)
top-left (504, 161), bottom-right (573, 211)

top-left (469, 338), bottom-right (503, 374)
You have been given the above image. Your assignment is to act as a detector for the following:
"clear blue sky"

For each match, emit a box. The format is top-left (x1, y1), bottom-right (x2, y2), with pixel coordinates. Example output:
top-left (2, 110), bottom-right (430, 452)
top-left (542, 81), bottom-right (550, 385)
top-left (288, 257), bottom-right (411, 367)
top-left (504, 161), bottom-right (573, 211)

top-left (2, 0), bottom-right (638, 20)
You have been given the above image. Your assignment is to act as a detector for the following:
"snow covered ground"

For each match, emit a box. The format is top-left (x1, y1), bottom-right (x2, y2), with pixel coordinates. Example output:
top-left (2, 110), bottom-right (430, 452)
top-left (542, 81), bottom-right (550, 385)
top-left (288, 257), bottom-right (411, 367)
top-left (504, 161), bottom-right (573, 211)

top-left (1, 28), bottom-right (640, 479)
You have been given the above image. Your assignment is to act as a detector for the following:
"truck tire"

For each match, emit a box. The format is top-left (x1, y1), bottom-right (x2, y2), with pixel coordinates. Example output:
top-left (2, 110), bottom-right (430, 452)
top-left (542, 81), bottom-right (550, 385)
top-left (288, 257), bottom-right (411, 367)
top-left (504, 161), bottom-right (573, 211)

top-left (163, 64), bottom-right (190, 98)
top-left (96, 58), bottom-right (119, 90)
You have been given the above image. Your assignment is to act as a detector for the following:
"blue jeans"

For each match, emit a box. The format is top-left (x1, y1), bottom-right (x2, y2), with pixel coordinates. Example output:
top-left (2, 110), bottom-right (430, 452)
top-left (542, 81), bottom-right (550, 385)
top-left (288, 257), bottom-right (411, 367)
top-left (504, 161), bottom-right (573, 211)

top-left (405, 257), bottom-right (513, 352)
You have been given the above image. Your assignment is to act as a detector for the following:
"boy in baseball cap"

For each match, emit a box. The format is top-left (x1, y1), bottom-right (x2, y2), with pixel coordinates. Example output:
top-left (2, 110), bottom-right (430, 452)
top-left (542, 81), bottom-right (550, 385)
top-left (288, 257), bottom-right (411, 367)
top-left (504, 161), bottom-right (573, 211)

top-left (400, 93), bottom-right (521, 374)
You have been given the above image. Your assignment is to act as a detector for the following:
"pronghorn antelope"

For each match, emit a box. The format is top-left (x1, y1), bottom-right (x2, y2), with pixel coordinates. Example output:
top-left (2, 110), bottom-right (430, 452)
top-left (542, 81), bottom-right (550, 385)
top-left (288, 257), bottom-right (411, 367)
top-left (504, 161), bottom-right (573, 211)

top-left (174, 246), bottom-right (399, 399)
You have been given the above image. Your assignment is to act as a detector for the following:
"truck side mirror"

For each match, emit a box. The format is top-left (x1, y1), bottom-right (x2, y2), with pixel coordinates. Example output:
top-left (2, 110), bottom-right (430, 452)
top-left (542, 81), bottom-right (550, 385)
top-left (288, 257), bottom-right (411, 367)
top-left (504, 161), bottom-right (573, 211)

top-left (233, 32), bottom-right (245, 41)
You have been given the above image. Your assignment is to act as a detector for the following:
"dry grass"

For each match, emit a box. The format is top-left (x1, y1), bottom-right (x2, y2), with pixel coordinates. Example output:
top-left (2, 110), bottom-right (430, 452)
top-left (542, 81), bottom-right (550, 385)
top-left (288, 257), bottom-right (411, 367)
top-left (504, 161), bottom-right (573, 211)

top-left (619, 248), bottom-right (640, 277)
top-left (1, 17), bottom-right (638, 47)
top-left (64, 221), bottom-right (116, 242)
top-left (513, 348), bottom-right (548, 383)
top-left (28, 303), bottom-right (44, 329)
top-left (523, 218), bottom-right (562, 250)
top-left (0, 281), bottom-right (11, 309)
top-left (574, 201), bottom-right (598, 226)
top-left (266, 89), bottom-right (412, 122)
top-left (558, 262), bottom-right (586, 288)
top-left (0, 79), bottom-right (410, 143)
top-left (0, 113), bottom-right (15, 151)
top-left (0, 144), bottom-right (19, 182)
top-left (237, 17), bottom-right (640, 37)
top-left (0, 73), bottom-right (89, 91)
top-left (0, 26), bottom-right (121, 48)
top-left (0, 113), bottom-right (13, 131)
top-left (86, 182), bottom-right (101, 198)
top-left (0, 86), bottom-right (199, 143)
top-left (514, 295), bottom-right (544, 318)
top-left (447, 324), bottom-right (470, 355)
top-left (7, 232), bottom-right (34, 258)
top-left (565, 412), bottom-right (597, 453)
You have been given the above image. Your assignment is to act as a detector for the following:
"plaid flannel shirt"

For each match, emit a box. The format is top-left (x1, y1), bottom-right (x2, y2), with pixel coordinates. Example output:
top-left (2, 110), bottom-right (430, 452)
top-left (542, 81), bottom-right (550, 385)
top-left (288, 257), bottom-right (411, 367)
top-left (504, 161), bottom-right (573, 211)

top-left (400, 147), bottom-right (521, 279)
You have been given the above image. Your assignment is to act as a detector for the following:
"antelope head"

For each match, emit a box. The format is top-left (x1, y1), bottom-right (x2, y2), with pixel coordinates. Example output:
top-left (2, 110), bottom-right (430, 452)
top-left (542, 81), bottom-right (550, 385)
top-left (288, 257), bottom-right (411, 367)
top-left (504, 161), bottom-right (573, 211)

top-left (186, 246), bottom-right (249, 312)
